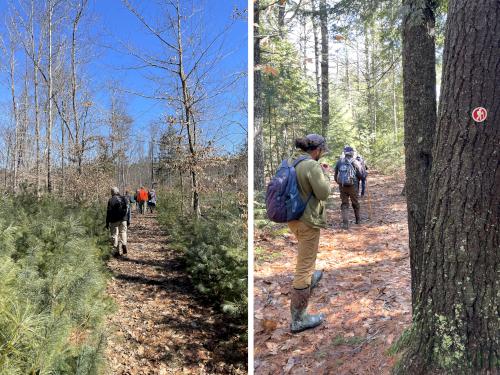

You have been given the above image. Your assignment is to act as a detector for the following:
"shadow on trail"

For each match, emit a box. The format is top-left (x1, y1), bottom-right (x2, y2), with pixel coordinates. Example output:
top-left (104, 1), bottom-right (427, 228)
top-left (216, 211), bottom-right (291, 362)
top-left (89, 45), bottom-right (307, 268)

top-left (105, 212), bottom-right (246, 374)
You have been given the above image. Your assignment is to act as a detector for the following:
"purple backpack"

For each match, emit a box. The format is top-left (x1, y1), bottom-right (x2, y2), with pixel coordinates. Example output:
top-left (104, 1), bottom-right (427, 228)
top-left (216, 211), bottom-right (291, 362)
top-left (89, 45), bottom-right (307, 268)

top-left (265, 155), bottom-right (312, 223)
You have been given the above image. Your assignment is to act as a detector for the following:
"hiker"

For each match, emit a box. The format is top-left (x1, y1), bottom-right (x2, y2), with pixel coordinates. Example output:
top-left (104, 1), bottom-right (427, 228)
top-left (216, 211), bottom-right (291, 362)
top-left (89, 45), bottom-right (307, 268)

top-left (355, 152), bottom-right (368, 197)
top-left (105, 187), bottom-right (130, 257)
top-left (134, 189), bottom-right (140, 213)
top-left (147, 189), bottom-right (157, 213)
top-left (286, 134), bottom-right (331, 333)
top-left (334, 146), bottom-right (363, 229)
top-left (127, 190), bottom-right (136, 211)
top-left (137, 186), bottom-right (148, 214)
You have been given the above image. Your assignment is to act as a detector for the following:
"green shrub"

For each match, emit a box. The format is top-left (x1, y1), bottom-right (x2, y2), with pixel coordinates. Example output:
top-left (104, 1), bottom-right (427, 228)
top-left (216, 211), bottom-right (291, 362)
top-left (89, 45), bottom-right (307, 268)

top-left (157, 193), bottom-right (247, 323)
top-left (0, 194), bottom-right (112, 374)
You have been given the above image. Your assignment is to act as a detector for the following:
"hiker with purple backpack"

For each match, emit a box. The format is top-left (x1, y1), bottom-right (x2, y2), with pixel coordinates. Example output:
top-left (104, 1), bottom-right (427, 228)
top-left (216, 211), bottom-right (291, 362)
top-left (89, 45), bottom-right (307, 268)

top-left (334, 146), bottom-right (364, 229)
top-left (266, 134), bottom-right (331, 333)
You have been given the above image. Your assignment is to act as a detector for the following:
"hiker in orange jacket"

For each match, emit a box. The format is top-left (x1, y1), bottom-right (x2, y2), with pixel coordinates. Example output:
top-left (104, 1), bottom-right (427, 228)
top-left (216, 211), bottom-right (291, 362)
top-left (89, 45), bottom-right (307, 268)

top-left (137, 186), bottom-right (149, 214)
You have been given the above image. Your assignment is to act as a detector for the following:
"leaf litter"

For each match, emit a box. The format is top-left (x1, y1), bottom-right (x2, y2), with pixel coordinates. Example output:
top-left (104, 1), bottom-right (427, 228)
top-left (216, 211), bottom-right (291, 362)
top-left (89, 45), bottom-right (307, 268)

top-left (254, 172), bottom-right (411, 375)
top-left (105, 212), bottom-right (246, 374)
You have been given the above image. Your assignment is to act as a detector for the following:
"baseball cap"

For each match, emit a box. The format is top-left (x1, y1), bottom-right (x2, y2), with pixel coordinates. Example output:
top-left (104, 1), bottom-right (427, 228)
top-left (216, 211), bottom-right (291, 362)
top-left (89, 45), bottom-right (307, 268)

top-left (343, 146), bottom-right (354, 155)
top-left (306, 134), bottom-right (330, 153)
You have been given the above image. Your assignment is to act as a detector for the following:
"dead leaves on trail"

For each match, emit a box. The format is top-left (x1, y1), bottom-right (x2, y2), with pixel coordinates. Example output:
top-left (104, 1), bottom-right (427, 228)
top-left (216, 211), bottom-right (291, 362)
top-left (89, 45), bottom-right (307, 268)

top-left (254, 172), bottom-right (411, 375)
top-left (105, 213), bottom-right (246, 374)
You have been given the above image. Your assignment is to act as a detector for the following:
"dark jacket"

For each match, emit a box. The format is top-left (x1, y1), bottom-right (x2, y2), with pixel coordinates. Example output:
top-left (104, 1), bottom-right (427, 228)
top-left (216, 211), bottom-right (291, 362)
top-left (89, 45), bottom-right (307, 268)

top-left (106, 195), bottom-right (129, 225)
top-left (334, 156), bottom-right (363, 184)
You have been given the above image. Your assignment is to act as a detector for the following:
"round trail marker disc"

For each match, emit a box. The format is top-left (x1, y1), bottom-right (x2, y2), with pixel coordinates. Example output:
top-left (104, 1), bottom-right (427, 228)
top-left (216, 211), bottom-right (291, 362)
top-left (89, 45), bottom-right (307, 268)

top-left (472, 107), bottom-right (487, 123)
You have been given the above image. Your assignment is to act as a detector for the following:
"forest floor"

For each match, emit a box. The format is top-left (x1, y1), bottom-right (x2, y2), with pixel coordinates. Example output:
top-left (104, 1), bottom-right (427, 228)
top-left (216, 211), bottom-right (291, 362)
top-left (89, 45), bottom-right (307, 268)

top-left (254, 171), bottom-right (411, 375)
top-left (104, 211), bottom-right (246, 375)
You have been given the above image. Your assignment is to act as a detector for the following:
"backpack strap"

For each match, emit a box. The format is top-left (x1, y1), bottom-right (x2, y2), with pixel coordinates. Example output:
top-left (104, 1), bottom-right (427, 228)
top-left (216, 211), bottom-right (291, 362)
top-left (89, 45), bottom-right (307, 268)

top-left (290, 154), bottom-right (310, 167)
top-left (291, 155), bottom-right (313, 203)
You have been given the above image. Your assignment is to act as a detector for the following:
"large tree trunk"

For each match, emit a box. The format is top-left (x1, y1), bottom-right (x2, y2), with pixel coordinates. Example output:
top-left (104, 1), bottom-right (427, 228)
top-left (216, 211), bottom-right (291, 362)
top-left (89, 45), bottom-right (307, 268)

top-left (401, 0), bottom-right (437, 309)
top-left (254, 0), bottom-right (265, 191)
top-left (319, 0), bottom-right (329, 137)
top-left (396, 0), bottom-right (500, 373)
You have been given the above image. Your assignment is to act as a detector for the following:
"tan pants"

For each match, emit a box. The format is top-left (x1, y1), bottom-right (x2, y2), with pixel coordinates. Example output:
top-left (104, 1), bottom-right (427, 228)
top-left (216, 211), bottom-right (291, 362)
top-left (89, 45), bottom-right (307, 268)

top-left (288, 220), bottom-right (321, 289)
top-left (110, 221), bottom-right (127, 250)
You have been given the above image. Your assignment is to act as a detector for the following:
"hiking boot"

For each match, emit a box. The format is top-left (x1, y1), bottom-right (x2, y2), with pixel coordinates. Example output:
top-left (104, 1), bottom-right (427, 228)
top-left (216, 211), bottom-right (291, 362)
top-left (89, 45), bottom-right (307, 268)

top-left (122, 244), bottom-right (127, 255)
top-left (354, 208), bottom-right (361, 224)
top-left (310, 270), bottom-right (323, 290)
top-left (290, 287), bottom-right (325, 333)
top-left (341, 209), bottom-right (349, 229)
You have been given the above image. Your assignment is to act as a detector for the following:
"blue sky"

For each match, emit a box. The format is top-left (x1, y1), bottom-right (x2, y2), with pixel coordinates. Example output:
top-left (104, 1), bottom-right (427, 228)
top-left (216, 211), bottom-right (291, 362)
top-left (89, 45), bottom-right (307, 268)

top-left (0, 0), bottom-right (248, 153)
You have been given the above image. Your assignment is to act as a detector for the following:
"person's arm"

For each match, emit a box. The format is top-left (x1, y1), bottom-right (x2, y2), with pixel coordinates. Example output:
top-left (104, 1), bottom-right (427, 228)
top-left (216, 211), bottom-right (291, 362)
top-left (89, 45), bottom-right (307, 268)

top-left (353, 160), bottom-right (363, 180)
top-left (105, 200), bottom-right (111, 228)
top-left (334, 161), bottom-right (339, 183)
top-left (308, 162), bottom-right (331, 201)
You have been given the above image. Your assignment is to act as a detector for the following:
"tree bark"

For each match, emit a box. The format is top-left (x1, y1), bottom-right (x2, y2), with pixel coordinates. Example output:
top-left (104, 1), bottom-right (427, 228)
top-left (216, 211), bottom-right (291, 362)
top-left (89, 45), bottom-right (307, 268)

top-left (46, 0), bottom-right (54, 193)
top-left (402, 0), bottom-right (437, 309)
top-left (254, 0), bottom-right (266, 191)
top-left (9, 43), bottom-right (19, 191)
top-left (396, 0), bottom-right (500, 373)
top-left (319, 0), bottom-right (329, 137)
top-left (175, 4), bottom-right (200, 218)
top-left (31, 0), bottom-right (41, 196)
top-left (311, 0), bottom-right (321, 113)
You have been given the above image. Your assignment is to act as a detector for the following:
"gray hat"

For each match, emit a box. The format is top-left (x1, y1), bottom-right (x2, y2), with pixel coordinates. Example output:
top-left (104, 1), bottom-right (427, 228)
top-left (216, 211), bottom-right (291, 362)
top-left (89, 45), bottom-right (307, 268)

top-left (306, 134), bottom-right (330, 153)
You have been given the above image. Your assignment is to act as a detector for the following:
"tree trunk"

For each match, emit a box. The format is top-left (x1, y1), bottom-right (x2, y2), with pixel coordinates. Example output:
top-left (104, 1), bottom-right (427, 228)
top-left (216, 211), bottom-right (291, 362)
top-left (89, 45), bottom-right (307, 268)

top-left (176, 6), bottom-right (200, 218)
top-left (31, 0), bottom-right (41, 196)
top-left (319, 0), bottom-right (329, 137)
top-left (311, 0), bottom-right (321, 113)
top-left (254, 0), bottom-right (266, 191)
top-left (402, 0), bottom-right (437, 309)
top-left (396, 1), bottom-right (499, 373)
top-left (47, 0), bottom-right (53, 194)
top-left (9, 44), bottom-right (19, 191)
top-left (277, 0), bottom-right (286, 38)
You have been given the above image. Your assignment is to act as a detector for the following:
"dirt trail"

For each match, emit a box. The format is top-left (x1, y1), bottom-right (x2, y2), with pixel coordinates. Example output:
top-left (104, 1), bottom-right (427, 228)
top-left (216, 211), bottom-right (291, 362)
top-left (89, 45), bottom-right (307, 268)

top-left (105, 211), bottom-right (245, 375)
top-left (254, 172), bottom-right (411, 375)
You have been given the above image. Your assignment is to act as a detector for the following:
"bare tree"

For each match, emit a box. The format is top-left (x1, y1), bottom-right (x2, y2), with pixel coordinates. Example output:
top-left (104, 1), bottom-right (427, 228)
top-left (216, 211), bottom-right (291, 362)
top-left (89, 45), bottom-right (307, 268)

top-left (122, 0), bottom-right (241, 218)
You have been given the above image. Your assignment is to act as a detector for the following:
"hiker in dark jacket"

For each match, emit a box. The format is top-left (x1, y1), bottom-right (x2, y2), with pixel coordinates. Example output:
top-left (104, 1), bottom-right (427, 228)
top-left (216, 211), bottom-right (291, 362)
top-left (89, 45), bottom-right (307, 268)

top-left (106, 187), bottom-right (130, 257)
top-left (355, 152), bottom-right (368, 196)
top-left (334, 146), bottom-right (363, 229)
top-left (287, 134), bottom-right (331, 334)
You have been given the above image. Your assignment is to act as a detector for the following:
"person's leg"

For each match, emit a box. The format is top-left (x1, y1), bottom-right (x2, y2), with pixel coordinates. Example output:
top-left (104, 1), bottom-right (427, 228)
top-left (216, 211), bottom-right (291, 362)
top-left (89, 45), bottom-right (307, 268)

top-left (348, 185), bottom-right (361, 224)
top-left (109, 222), bottom-right (119, 256)
top-left (119, 221), bottom-right (128, 254)
top-left (288, 220), bottom-right (324, 333)
top-left (361, 177), bottom-right (366, 196)
top-left (292, 221), bottom-right (321, 289)
top-left (340, 186), bottom-right (350, 229)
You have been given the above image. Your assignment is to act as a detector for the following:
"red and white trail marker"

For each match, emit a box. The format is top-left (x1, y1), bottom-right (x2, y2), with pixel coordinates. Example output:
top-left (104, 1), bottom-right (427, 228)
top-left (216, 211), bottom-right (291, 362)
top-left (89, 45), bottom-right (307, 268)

top-left (472, 107), bottom-right (487, 122)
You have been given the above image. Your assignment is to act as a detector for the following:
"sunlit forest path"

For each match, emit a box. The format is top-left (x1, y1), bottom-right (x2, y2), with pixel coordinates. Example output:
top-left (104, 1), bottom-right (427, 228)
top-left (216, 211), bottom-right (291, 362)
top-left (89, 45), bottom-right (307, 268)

top-left (105, 212), bottom-right (244, 375)
top-left (255, 172), bottom-right (411, 374)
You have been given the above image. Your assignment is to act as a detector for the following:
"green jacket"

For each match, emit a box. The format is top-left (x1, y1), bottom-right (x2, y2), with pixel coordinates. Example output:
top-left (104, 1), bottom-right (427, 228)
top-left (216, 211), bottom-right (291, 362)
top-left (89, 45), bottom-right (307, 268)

top-left (289, 151), bottom-right (331, 229)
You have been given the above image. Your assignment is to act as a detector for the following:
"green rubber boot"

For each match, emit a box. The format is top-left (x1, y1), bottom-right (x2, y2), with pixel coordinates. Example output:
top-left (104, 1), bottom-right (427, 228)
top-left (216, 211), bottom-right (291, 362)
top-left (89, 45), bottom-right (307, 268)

top-left (290, 287), bottom-right (325, 334)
